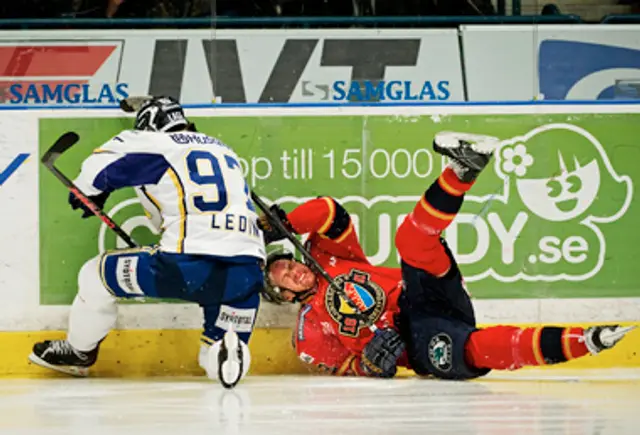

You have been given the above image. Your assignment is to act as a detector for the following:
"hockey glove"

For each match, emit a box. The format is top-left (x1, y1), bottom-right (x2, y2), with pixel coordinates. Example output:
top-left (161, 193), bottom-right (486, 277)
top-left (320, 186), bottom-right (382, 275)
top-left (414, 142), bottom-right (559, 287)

top-left (69, 191), bottom-right (110, 218)
top-left (257, 204), bottom-right (293, 244)
top-left (360, 328), bottom-right (405, 378)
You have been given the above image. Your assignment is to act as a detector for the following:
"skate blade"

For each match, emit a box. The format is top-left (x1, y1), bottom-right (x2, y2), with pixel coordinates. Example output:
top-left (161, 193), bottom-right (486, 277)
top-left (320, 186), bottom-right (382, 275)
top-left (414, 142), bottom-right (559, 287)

top-left (611, 325), bottom-right (637, 340)
top-left (28, 353), bottom-right (89, 377)
top-left (604, 325), bottom-right (637, 340)
top-left (219, 331), bottom-right (243, 390)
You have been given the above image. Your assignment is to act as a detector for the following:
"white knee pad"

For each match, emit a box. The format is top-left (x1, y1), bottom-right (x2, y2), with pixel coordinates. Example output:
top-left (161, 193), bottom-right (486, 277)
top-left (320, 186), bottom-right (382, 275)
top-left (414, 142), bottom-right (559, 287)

top-left (68, 255), bottom-right (117, 352)
top-left (77, 255), bottom-right (117, 307)
top-left (199, 334), bottom-right (251, 385)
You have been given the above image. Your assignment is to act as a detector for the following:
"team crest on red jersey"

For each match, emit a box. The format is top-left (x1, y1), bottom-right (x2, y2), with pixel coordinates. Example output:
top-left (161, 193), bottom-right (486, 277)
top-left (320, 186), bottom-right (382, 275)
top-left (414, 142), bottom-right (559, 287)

top-left (325, 270), bottom-right (386, 337)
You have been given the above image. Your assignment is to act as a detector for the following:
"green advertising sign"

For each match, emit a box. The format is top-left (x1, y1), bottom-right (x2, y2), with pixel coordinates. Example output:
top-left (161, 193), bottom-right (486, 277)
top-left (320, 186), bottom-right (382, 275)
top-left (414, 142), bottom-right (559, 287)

top-left (39, 112), bottom-right (639, 304)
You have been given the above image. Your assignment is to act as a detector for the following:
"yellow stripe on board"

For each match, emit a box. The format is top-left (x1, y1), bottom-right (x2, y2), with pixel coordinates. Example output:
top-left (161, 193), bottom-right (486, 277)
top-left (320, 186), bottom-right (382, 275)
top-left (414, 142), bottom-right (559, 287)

top-left (167, 168), bottom-right (186, 253)
top-left (9, 329), bottom-right (309, 378)
top-left (2, 322), bottom-right (639, 378)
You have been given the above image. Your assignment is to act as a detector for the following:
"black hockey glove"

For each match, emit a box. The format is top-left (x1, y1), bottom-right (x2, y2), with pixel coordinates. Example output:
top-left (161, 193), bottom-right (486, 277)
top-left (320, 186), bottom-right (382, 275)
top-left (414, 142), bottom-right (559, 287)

top-left (68, 191), bottom-right (110, 218)
top-left (257, 204), bottom-right (293, 245)
top-left (360, 328), bottom-right (405, 378)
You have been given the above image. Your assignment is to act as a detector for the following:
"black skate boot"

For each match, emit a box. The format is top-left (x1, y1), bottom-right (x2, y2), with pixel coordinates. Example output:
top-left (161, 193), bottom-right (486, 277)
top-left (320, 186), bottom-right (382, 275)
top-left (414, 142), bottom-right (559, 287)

top-left (433, 132), bottom-right (500, 182)
top-left (584, 325), bottom-right (635, 355)
top-left (29, 340), bottom-right (98, 377)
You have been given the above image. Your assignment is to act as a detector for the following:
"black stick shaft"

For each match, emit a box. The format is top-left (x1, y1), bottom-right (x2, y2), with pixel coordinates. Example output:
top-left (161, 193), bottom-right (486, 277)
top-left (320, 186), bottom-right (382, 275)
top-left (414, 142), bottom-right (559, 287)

top-left (42, 133), bottom-right (138, 249)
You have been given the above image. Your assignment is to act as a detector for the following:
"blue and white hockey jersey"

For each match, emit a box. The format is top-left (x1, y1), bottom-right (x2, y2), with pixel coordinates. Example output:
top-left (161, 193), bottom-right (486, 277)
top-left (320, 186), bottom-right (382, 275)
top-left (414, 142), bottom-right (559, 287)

top-left (74, 129), bottom-right (265, 260)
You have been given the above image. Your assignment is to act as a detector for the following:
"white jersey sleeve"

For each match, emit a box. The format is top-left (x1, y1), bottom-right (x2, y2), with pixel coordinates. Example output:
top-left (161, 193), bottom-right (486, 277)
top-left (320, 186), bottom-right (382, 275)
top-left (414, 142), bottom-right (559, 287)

top-left (73, 130), bottom-right (265, 260)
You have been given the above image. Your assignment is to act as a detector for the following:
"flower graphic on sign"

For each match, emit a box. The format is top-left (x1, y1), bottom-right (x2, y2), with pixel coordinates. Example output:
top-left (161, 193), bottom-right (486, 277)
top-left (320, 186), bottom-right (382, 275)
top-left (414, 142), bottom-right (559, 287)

top-left (500, 143), bottom-right (534, 177)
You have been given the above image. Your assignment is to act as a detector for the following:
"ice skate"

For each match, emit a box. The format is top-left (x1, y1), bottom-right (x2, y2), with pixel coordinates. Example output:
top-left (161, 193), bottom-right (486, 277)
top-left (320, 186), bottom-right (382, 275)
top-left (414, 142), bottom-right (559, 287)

top-left (28, 340), bottom-right (98, 377)
top-left (218, 330), bottom-right (246, 389)
top-left (433, 132), bottom-right (500, 182)
top-left (584, 325), bottom-right (635, 355)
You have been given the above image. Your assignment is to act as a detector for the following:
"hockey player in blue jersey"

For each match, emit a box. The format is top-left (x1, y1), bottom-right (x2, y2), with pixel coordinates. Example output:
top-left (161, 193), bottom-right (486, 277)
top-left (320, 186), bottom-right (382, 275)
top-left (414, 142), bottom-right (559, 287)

top-left (29, 96), bottom-right (266, 388)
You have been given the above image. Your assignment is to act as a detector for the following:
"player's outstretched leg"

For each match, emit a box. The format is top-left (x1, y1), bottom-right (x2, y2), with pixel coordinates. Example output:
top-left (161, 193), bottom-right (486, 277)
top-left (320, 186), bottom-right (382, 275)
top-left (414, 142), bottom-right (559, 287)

top-left (433, 131), bottom-right (500, 182)
top-left (199, 329), bottom-right (251, 389)
top-left (396, 132), bottom-right (500, 278)
top-left (466, 324), bottom-right (635, 371)
top-left (29, 255), bottom-right (116, 376)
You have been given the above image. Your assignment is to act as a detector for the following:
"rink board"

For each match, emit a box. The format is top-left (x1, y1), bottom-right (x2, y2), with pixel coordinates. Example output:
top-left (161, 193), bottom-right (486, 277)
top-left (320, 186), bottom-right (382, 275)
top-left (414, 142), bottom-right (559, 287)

top-left (2, 321), bottom-right (639, 378)
top-left (37, 107), bottom-right (640, 302)
top-left (2, 103), bottom-right (640, 378)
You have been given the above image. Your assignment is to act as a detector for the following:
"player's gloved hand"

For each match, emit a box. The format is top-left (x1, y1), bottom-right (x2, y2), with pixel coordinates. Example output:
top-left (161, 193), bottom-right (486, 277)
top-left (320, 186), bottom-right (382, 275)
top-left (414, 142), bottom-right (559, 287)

top-left (68, 191), bottom-right (110, 218)
top-left (257, 204), bottom-right (293, 244)
top-left (360, 328), bottom-right (405, 378)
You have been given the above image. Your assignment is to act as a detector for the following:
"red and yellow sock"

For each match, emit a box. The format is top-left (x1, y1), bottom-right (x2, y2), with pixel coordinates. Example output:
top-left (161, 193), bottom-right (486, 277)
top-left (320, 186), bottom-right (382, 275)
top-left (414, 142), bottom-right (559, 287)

top-left (413, 167), bottom-right (473, 233)
top-left (465, 326), bottom-right (589, 370)
top-left (396, 168), bottom-right (474, 276)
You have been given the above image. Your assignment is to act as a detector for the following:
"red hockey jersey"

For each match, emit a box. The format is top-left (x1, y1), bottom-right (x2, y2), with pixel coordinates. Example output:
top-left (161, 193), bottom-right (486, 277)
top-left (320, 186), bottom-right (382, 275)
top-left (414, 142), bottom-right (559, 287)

top-left (286, 196), bottom-right (408, 376)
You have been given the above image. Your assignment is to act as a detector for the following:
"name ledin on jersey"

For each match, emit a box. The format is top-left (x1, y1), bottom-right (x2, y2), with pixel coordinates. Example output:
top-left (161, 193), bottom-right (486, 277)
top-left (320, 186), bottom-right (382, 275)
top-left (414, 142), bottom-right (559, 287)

top-left (212, 213), bottom-right (261, 238)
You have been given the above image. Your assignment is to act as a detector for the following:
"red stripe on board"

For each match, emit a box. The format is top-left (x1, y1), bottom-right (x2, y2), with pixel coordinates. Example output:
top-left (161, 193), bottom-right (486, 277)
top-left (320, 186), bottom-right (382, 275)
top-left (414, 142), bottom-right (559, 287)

top-left (0, 46), bottom-right (116, 77)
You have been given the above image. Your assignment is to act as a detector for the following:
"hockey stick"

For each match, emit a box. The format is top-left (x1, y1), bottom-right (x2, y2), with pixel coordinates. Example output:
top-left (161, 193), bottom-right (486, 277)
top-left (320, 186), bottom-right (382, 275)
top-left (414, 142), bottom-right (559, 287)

top-left (42, 132), bottom-right (139, 249)
top-left (250, 191), bottom-right (379, 333)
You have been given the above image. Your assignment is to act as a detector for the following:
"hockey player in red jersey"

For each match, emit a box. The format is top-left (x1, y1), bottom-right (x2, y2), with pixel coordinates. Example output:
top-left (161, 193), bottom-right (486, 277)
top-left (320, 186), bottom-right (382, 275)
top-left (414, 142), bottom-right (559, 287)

top-left (258, 132), bottom-right (634, 379)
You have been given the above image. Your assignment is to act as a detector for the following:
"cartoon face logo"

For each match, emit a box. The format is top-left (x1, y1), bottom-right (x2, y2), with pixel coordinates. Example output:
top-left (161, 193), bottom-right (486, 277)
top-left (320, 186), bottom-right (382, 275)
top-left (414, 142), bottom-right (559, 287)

top-left (516, 155), bottom-right (600, 222)
top-left (449, 122), bottom-right (633, 284)
top-left (494, 125), bottom-right (630, 226)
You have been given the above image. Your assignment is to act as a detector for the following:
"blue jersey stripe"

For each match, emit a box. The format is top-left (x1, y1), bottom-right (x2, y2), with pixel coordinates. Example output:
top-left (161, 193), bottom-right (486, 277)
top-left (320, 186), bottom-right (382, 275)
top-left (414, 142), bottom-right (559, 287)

top-left (93, 153), bottom-right (170, 192)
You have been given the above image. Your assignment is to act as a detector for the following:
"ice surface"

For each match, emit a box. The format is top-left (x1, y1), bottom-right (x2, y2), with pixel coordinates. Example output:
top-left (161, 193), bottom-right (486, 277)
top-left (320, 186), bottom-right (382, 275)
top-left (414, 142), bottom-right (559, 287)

top-left (1, 369), bottom-right (639, 435)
